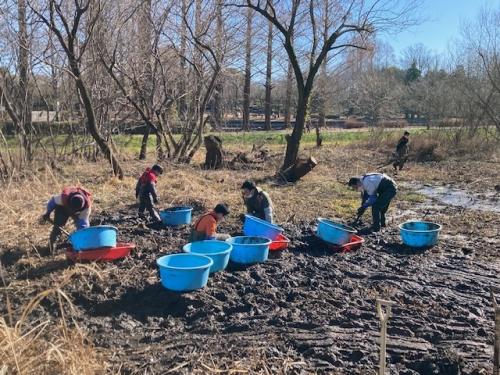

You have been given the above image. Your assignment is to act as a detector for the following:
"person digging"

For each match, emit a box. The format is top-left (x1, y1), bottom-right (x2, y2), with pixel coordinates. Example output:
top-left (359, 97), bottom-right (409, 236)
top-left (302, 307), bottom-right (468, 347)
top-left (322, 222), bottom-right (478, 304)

top-left (241, 180), bottom-right (274, 223)
top-left (136, 164), bottom-right (163, 223)
top-left (40, 186), bottom-right (92, 253)
top-left (393, 131), bottom-right (410, 174)
top-left (190, 203), bottom-right (231, 242)
top-left (348, 173), bottom-right (397, 233)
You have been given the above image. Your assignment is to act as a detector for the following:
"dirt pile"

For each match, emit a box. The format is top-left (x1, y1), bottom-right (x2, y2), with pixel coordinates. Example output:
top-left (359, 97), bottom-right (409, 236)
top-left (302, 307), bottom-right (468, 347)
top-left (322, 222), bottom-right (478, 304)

top-left (1, 201), bottom-right (499, 374)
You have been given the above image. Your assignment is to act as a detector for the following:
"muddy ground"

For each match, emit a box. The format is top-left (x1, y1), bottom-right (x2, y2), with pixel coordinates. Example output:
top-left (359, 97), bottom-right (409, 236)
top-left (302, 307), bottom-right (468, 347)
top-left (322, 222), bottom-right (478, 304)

top-left (2, 187), bottom-right (499, 374)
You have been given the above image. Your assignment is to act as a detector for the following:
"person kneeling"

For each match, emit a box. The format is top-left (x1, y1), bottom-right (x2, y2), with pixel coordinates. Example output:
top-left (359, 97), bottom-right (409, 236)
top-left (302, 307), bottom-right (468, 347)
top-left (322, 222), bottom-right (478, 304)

top-left (241, 180), bottom-right (274, 223)
top-left (190, 204), bottom-right (231, 242)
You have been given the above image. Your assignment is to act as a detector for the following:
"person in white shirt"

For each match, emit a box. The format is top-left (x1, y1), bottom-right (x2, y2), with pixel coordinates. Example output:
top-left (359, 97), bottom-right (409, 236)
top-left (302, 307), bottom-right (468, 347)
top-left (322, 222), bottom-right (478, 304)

top-left (348, 173), bottom-right (397, 232)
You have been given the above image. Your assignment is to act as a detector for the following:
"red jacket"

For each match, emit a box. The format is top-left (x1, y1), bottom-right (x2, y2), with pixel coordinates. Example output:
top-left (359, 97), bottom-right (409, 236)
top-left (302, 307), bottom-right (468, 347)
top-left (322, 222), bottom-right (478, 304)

top-left (136, 168), bottom-right (159, 202)
top-left (139, 168), bottom-right (158, 185)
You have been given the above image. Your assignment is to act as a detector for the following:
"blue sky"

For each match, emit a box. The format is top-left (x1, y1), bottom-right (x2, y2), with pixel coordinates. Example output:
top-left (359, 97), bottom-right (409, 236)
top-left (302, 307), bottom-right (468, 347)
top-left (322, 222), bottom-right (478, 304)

top-left (381, 0), bottom-right (496, 57)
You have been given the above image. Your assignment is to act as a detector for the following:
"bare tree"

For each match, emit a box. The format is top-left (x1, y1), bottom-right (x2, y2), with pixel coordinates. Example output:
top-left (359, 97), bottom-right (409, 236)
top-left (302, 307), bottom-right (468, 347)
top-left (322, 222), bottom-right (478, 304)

top-left (283, 42), bottom-right (294, 128)
top-left (30, 0), bottom-right (124, 178)
top-left (0, 0), bottom-right (34, 162)
top-left (453, 5), bottom-right (500, 132)
top-left (264, 2), bottom-right (273, 131)
top-left (138, 0), bottom-right (155, 160)
top-left (233, 0), bottom-right (418, 170)
top-left (212, 0), bottom-right (225, 129)
top-left (242, 6), bottom-right (253, 131)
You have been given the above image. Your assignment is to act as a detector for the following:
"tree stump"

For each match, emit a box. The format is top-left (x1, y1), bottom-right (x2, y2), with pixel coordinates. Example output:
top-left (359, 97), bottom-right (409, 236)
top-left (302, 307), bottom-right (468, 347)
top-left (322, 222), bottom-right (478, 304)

top-left (204, 135), bottom-right (224, 169)
top-left (281, 156), bottom-right (318, 182)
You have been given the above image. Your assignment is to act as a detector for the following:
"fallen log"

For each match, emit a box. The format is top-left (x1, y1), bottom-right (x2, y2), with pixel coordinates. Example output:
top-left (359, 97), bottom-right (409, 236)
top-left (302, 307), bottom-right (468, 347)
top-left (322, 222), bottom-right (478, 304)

top-left (203, 135), bottom-right (224, 169)
top-left (281, 156), bottom-right (318, 182)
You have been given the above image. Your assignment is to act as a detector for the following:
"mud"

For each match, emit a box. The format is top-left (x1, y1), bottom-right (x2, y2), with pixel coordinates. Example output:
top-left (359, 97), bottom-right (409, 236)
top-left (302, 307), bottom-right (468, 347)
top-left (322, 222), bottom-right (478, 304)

top-left (2, 201), bottom-right (500, 374)
top-left (415, 184), bottom-right (500, 213)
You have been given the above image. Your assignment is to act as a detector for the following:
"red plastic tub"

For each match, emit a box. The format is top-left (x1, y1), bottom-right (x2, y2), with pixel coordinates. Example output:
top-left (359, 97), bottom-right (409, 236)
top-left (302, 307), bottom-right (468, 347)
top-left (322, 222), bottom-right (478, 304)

top-left (269, 234), bottom-right (290, 251)
top-left (66, 243), bottom-right (135, 262)
top-left (317, 234), bottom-right (364, 253)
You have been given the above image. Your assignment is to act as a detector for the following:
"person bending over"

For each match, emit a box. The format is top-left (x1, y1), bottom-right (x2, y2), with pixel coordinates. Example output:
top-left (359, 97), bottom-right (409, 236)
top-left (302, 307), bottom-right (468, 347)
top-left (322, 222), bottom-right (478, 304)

top-left (40, 186), bottom-right (92, 252)
top-left (348, 173), bottom-right (397, 232)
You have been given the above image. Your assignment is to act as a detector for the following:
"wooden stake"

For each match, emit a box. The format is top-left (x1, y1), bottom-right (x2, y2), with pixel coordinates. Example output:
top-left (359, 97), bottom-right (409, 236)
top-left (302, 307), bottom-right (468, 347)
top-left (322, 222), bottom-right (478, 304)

top-left (491, 287), bottom-right (500, 375)
top-left (376, 299), bottom-right (395, 375)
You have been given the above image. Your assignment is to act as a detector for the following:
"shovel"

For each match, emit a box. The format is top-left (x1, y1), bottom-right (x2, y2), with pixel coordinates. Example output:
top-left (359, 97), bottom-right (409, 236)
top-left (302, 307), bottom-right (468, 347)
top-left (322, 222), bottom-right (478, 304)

top-left (46, 217), bottom-right (71, 237)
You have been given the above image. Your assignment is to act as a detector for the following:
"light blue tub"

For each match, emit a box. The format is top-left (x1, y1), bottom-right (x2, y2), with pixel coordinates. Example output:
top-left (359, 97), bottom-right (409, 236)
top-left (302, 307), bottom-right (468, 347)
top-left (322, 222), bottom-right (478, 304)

top-left (156, 253), bottom-right (213, 292)
top-left (160, 206), bottom-right (193, 226)
top-left (69, 226), bottom-right (118, 251)
top-left (183, 241), bottom-right (232, 273)
top-left (399, 221), bottom-right (442, 247)
top-left (243, 214), bottom-right (283, 240)
top-left (316, 218), bottom-right (356, 245)
top-left (226, 236), bottom-right (271, 264)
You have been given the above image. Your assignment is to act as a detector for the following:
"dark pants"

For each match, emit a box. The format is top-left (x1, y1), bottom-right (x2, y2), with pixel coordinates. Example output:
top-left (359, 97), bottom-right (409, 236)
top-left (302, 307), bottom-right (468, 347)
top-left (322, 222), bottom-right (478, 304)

top-left (139, 194), bottom-right (160, 221)
top-left (372, 179), bottom-right (397, 229)
top-left (49, 206), bottom-right (74, 245)
top-left (393, 150), bottom-right (408, 170)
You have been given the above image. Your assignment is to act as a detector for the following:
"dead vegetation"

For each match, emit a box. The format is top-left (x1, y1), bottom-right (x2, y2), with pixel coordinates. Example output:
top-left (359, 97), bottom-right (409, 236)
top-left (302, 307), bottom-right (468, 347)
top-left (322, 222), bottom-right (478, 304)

top-left (0, 267), bottom-right (106, 374)
top-left (0, 138), bottom-right (498, 374)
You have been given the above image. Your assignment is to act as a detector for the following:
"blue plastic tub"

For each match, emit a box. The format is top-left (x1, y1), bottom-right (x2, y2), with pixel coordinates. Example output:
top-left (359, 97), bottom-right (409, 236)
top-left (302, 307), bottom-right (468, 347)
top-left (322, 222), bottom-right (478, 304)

top-left (160, 206), bottom-right (193, 226)
top-left (316, 218), bottom-right (356, 246)
top-left (399, 221), bottom-right (442, 247)
top-left (69, 226), bottom-right (118, 251)
top-left (243, 214), bottom-right (283, 240)
top-left (183, 241), bottom-right (232, 273)
top-left (156, 253), bottom-right (213, 292)
top-left (226, 236), bottom-right (271, 264)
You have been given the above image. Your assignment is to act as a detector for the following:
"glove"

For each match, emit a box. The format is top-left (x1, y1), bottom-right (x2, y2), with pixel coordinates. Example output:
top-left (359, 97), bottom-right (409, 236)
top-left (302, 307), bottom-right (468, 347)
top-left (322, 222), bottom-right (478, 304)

top-left (356, 207), bottom-right (366, 217)
top-left (39, 213), bottom-right (50, 224)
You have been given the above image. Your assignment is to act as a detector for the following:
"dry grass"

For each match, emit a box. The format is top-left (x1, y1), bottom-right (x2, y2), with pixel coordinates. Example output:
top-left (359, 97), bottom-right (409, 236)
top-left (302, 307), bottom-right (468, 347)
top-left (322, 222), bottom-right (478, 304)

top-left (0, 267), bottom-right (107, 374)
top-left (0, 135), bottom-right (497, 373)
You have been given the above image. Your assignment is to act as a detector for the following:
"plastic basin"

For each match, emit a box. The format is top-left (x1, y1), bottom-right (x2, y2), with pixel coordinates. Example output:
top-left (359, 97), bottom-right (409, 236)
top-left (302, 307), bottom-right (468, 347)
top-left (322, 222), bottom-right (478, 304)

top-left (317, 234), bottom-right (365, 253)
top-left (316, 218), bottom-right (356, 245)
top-left (156, 253), bottom-right (213, 292)
top-left (160, 206), bottom-right (193, 226)
top-left (183, 240), bottom-right (233, 273)
top-left (66, 243), bottom-right (135, 262)
top-left (226, 236), bottom-right (271, 264)
top-left (270, 234), bottom-right (290, 251)
top-left (69, 226), bottom-right (118, 251)
top-left (243, 214), bottom-right (283, 240)
top-left (399, 221), bottom-right (442, 247)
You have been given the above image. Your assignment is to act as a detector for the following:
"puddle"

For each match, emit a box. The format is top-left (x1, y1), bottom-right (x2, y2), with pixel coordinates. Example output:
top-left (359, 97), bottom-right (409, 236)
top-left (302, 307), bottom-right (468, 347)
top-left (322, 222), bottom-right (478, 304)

top-left (415, 184), bottom-right (500, 213)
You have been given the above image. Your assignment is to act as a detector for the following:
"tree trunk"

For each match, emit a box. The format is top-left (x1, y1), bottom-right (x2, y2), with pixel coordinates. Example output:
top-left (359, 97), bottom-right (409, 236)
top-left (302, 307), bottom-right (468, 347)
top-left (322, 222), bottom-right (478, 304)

top-left (74, 71), bottom-right (123, 178)
top-left (282, 92), bottom-right (308, 170)
top-left (203, 135), bottom-right (224, 169)
top-left (318, 0), bottom-right (329, 131)
top-left (315, 122), bottom-right (322, 147)
top-left (264, 12), bottom-right (273, 131)
top-left (139, 125), bottom-right (150, 159)
top-left (178, 0), bottom-right (188, 119)
top-left (138, 0), bottom-right (155, 159)
top-left (284, 58), bottom-right (294, 129)
top-left (281, 156), bottom-right (318, 182)
top-left (213, 0), bottom-right (224, 129)
top-left (18, 0), bottom-right (32, 161)
top-left (242, 6), bottom-right (253, 131)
